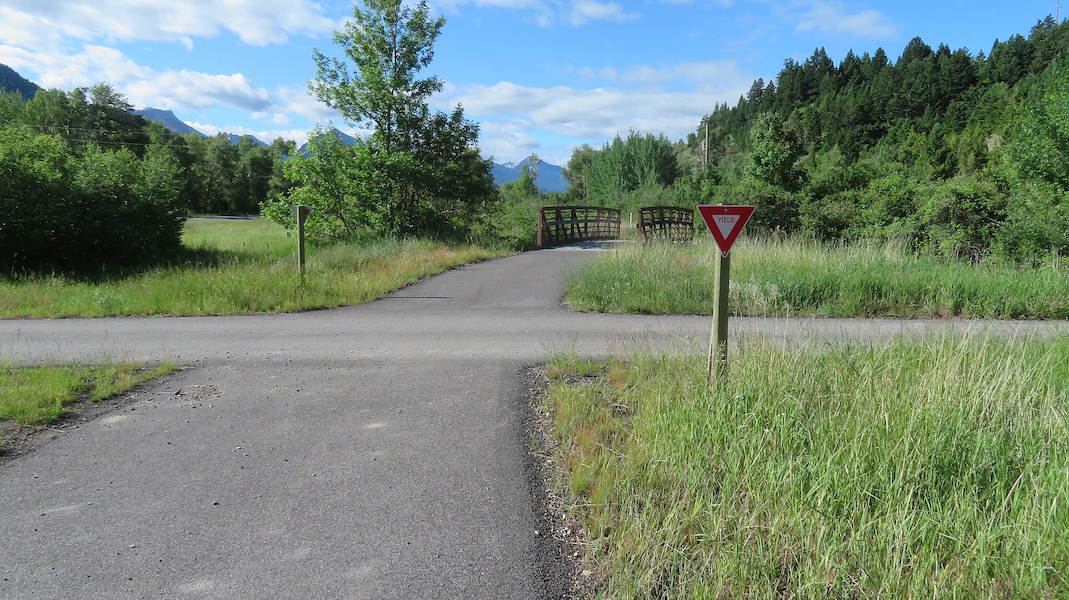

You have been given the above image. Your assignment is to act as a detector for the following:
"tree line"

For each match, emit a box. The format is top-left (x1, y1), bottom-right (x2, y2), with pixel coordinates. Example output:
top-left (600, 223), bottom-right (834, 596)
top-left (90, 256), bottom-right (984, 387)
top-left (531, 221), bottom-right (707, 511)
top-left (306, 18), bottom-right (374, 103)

top-left (561, 17), bottom-right (1069, 264)
top-left (0, 83), bottom-right (295, 269)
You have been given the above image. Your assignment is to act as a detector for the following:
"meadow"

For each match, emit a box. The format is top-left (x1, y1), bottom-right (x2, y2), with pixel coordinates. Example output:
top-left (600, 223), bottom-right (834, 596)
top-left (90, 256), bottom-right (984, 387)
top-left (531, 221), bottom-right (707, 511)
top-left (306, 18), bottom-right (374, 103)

top-left (0, 219), bottom-right (499, 318)
top-left (565, 237), bottom-right (1069, 319)
top-left (544, 336), bottom-right (1069, 598)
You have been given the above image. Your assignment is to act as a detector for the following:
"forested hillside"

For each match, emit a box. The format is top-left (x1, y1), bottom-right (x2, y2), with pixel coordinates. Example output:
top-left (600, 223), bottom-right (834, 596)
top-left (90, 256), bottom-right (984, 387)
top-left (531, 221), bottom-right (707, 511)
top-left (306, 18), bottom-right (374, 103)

top-left (0, 63), bottom-right (40, 100)
top-left (563, 17), bottom-right (1069, 264)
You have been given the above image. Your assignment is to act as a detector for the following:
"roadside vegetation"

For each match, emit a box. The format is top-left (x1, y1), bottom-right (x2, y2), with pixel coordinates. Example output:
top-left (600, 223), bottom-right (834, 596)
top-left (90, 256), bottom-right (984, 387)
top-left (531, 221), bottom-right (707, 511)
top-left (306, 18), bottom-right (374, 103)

top-left (0, 219), bottom-right (498, 318)
top-left (0, 362), bottom-right (176, 447)
top-left (554, 20), bottom-right (1069, 267)
top-left (543, 337), bottom-right (1069, 598)
top-left (565, 236), bottom-right (1069, 319)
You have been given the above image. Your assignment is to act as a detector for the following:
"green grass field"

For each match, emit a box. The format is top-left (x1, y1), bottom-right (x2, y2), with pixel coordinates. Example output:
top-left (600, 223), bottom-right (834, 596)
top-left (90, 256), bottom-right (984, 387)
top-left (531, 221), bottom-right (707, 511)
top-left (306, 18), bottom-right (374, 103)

top-left (0, 362), bottom-right (176, 448)
top-left (565, 237), bottom-right (1069, 319)
top-left (0, 219), bottom-right (499, 318)
top-left (544, 337), bottom-right (1069, 599)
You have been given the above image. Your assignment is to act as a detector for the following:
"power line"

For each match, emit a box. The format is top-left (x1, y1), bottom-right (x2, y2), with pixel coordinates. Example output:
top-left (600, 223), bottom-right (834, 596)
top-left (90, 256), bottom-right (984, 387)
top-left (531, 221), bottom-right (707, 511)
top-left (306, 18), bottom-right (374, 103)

top-left (49, 136), bottom-right (161, 147)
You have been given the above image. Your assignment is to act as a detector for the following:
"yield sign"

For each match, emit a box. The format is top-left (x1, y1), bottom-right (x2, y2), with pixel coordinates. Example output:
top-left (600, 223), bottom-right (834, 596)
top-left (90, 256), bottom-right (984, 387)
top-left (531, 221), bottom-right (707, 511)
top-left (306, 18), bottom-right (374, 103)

top-left (697, 205), bottom-right (755, 256)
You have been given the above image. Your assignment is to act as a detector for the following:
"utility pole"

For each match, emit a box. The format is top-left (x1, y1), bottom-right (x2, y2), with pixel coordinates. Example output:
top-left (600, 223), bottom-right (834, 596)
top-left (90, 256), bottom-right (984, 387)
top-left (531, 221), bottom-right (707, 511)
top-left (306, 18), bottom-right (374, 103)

top-left (703, 118), bottom-right (710, 171)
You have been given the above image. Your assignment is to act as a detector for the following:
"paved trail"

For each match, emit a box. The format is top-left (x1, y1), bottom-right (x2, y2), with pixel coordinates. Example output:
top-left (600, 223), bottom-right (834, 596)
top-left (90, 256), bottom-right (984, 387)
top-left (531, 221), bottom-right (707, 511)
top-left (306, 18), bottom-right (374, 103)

top-left (1, 249), bottom-right (1066, 599)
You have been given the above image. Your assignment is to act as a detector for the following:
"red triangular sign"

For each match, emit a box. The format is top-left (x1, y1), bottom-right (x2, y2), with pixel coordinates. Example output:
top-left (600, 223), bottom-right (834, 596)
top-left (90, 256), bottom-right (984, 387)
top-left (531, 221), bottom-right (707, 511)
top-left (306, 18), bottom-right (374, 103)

top-left (697, 205), bottom-right (755, 256)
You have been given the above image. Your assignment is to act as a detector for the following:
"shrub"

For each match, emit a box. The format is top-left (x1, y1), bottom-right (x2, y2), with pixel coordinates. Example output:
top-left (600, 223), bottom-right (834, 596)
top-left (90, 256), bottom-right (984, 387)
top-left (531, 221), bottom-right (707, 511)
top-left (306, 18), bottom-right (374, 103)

top-left (915, 175), bottom-right (1006, 261)
top-left (0, 126), bottom-right (185, 271)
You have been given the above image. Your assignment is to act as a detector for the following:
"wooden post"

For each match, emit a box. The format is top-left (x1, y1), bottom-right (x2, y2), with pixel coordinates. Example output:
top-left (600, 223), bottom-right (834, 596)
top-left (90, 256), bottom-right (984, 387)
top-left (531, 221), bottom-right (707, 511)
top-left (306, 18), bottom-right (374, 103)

top-left (536, 207), bottom-right (544, 248)
top-left (706, 251), bottom-right (730, 383)
top-left (295, 205), bottom-right (310, 283)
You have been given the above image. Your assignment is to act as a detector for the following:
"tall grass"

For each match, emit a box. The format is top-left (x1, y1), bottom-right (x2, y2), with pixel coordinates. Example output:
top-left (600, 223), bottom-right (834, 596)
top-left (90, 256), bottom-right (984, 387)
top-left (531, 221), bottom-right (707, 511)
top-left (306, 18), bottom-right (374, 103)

top-left (565, 237), bottom-right (1069, 319)
top-left (0, 219), bottom-right (499, 317)
top-left (544, 337), bottom-right (1069, 598)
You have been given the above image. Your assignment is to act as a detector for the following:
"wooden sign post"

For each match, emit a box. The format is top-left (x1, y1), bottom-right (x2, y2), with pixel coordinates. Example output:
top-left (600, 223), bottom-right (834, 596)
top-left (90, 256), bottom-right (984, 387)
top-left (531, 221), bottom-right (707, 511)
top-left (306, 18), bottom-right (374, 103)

top-left (294, 205), bottom-right (312, 283)
top-left (697, 205), bottom-right (755, 383)
top-left (708, 250), bottom-right (731, 381)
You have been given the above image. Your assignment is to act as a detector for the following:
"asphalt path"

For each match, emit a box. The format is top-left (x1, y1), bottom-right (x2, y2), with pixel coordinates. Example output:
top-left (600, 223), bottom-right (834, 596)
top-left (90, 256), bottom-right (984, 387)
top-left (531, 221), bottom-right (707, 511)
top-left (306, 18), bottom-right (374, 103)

top-left (1, 248), bottom-right (1066, 599)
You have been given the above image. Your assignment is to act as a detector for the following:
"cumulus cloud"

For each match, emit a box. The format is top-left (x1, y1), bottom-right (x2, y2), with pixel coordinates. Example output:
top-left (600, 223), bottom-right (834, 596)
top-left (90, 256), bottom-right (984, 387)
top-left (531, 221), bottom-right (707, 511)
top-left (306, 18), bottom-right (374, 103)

top-left (431, 0), bottom-right (638, 26)
top-left (1, 1), bottom-right (334, 49)
top-left (270, 86), bottom-right (344, 123)
top-left (795, 0), bottom-right (896, 38)
top-left (252, 111), bottom-right (294, 126)
top-left (127, 71), bottom-right (271, 112)
top-left (568, 1), bottom-right (637, 25)
top-left (0, 41), bottom-right (282, 116)
top-left (437, 76), bottom-right (749, 147)
top-left (0, 44), bottom-right (150, 89)
top-left (576, 60), bottom-right (749, 88)
top-left (476, 119), bottom-right (542, 161)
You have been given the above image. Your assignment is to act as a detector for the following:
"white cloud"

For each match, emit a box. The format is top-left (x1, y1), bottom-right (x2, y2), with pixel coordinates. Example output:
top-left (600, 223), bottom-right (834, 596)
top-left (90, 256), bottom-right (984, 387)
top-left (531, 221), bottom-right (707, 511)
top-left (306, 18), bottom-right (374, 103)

top-left (576, 60), bottom-right (749, 88)
top-left (430, 0), bottom-right (638, 26)
top-left (127, 71), bottom-right (271, 112)
top-left (476, 119), bottom-right (542, 162)
top-left (438, 75), bottom-right (750, 154)
top-left (0, 44), bottom-right (151, 89)
top-left (568, 1), bottom-right (637, 25)
top-left (795, 1), bottom-right (896, 38)
top-left (253, 111), bottom-right (294, 126)
top-left (270, 86), bottom-right (343, 123)
top-left (0, 42), bottom-right (277, 114)
top-left (0, 7), bottom-right (69, 52)
top-left (0, 1), bottom-right (334, 49)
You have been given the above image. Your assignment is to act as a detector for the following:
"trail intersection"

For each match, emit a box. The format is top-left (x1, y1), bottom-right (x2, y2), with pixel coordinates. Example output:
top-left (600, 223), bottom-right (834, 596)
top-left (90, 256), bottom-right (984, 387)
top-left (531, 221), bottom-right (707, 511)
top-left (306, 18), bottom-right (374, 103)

top-left (1, 249), bottom-right (1065, 599)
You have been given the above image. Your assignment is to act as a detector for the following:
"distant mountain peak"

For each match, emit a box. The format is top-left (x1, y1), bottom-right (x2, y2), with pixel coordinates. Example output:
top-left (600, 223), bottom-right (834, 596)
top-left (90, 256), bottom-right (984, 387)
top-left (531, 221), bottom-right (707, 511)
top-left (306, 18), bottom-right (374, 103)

top-left (491, 157), bottom-right (568, 194)
top-left (132, 107), bottom-right (206, 137)
top-left (297, 127), bottom-right (359, 154)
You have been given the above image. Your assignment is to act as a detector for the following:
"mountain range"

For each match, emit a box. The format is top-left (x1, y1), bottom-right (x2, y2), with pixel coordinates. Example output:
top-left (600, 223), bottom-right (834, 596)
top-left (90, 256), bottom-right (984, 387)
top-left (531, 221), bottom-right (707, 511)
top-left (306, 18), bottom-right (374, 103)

top-left (491, 157), bottom-right (568, 194)
top-left (1, 63), bottom-right (567, 192)
top-left (127, 108), bottom-right (568, 190)
top-left (132, 107), bottom-right (266, 146)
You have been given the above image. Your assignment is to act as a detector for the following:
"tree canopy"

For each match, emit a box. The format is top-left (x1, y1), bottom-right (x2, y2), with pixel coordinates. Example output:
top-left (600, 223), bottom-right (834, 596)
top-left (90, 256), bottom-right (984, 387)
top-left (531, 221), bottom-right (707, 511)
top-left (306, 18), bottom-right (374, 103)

top-left (269, 0), bottom-right (497, 239)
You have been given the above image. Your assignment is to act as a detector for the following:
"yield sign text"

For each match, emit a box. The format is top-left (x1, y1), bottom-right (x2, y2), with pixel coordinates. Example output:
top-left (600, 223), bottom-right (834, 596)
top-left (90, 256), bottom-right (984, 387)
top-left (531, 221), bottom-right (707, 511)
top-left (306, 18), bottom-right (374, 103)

top-left (697, 205), bottom-right (755, 255)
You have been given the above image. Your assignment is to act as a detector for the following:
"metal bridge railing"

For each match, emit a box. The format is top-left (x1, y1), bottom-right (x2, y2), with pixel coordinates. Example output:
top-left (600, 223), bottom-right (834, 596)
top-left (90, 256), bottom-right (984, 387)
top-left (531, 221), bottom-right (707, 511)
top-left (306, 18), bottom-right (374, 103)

top-left (638, 205), bottom-right (695, 243)
top-left (537, 206), bottom-right (621, 248)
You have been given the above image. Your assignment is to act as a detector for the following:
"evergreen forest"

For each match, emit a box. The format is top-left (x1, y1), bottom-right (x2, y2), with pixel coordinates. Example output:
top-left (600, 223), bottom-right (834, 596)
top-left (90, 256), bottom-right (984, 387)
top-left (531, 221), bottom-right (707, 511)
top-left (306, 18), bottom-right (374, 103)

top-left (559, 16), bottom-right (1069, 264)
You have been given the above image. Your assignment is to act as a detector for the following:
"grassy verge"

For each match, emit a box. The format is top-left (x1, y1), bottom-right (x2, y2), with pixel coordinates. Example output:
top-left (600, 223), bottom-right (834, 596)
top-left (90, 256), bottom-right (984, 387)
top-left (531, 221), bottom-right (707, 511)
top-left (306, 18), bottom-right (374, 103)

top-left (565, 237), bottom-right (1069, 319)
top-left (0, 362), bottom-right (176, 447)
top-left (0, 219), bottom-right (501, 317)
top-left (543, 337), bottom-right (1069, 598)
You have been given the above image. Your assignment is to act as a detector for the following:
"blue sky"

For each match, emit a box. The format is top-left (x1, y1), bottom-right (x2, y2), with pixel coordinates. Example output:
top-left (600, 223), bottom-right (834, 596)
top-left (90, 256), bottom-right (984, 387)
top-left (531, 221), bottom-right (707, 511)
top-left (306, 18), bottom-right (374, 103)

top-left (0, 0), bottom-right (1060, 164)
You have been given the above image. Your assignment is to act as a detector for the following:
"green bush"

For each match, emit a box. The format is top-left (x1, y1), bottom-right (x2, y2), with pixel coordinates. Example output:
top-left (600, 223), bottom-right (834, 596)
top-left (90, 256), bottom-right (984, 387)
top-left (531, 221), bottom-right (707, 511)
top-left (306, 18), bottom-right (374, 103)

top-left (995, 182), bottom-right (1069, 264)
top-left (915, 175), bottom-right (1006, 261)
top-left (719, 177), bottom-right (800, 232)
top-left (0, 126), bottom-right (184, 271)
